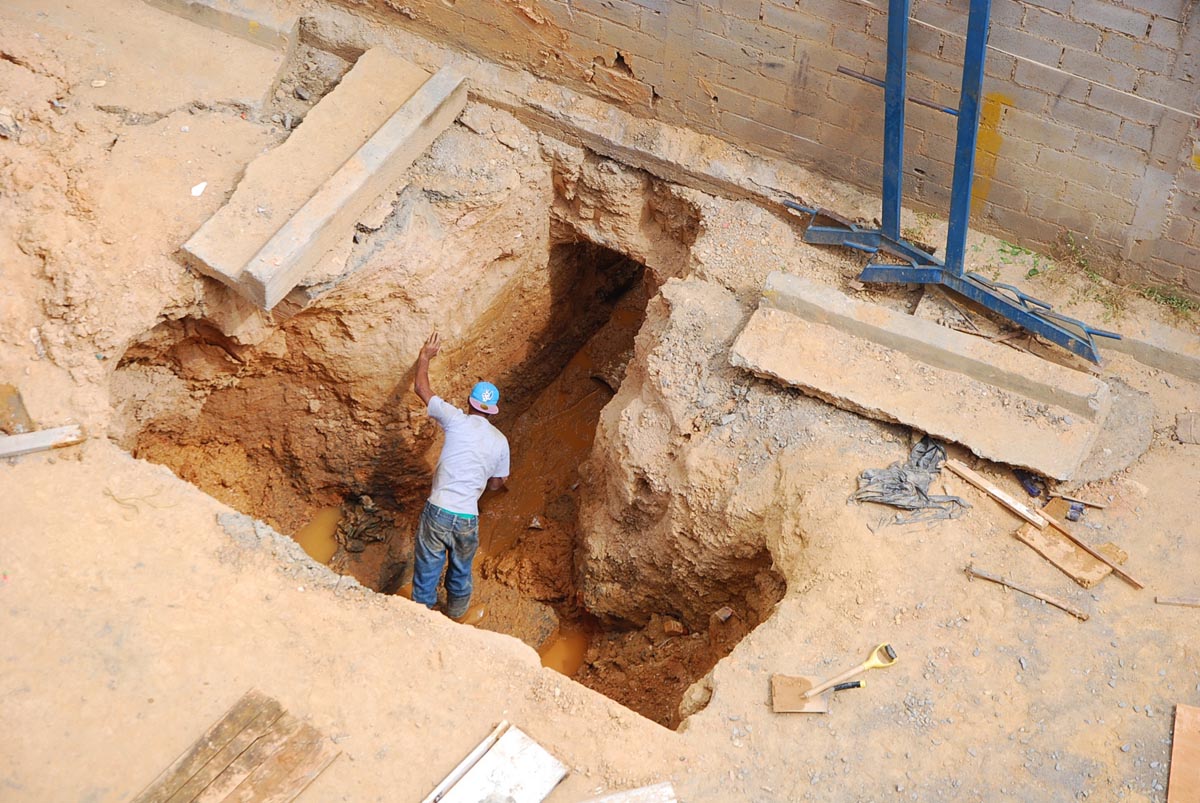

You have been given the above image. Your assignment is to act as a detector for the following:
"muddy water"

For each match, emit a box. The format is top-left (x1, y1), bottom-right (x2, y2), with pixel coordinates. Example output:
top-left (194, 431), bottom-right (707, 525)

top-left (292, 505), bottom-right (341, 564)
top-left (538, 622), bottom-right (591, 675)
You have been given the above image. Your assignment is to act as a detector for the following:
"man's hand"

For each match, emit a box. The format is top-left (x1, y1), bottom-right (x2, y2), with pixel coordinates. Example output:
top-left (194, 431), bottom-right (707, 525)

top-left (421, 331), bottom-right (441, 360)
top-left (414, 331), bottom-right (440, 405)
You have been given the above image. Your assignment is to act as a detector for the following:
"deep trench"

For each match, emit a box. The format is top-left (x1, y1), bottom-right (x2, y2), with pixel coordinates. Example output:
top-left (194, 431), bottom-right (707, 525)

top-left (112, 230), bottom-right (783, 729)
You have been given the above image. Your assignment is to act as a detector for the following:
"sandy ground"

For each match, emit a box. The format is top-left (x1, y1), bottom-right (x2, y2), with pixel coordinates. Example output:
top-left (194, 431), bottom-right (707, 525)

top-left (3, 1), bottom-right (1199, 802)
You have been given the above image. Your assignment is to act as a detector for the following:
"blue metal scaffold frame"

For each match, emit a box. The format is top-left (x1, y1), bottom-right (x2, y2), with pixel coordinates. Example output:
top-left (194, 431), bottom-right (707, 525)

top-left (786, 0), bottom-right (1119, 363)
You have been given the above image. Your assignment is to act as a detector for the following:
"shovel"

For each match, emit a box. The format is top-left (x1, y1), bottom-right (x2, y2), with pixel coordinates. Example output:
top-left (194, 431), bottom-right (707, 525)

top-left (771, 643), bottom-right (898, 713)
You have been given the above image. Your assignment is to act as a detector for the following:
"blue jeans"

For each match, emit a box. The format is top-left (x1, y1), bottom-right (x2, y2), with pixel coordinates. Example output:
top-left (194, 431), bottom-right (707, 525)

top-left (412, 501), bottom-right (479, 614)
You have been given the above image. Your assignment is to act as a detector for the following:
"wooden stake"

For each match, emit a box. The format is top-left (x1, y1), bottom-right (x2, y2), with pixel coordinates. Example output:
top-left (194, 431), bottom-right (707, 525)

top-left (1156, 596), bottom-right (1200, 609)
top-left (964, 565), bottom-right (1089, 621)
top-left (1048, 491), bottom-right (1107, 510)
top-left (1041, 510), bottom-right (1144, 590)
top-left (944, 460), bottom-right (1046, 527)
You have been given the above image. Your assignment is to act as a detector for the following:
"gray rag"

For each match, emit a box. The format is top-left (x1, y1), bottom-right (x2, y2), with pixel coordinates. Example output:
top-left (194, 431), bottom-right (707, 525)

top-left (851, 437), bottom-right (970, 523)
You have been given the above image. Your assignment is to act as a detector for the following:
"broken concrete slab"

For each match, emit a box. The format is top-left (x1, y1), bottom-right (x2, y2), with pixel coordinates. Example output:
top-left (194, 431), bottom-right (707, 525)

top-left (243, 67), bottom-right (468, 308)
top-left (730, 272), bottom-right (1113, 480)
top-left (183, 47), bottom-right (431, 290)
top-left (140, 0), bottom-right (298, 53)
top-left (1178, 412), bottom-right (1200, 444)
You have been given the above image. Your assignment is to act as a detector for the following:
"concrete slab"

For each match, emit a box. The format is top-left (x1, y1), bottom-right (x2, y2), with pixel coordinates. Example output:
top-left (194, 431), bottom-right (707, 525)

top-left (242, 66), bottom-right (468, 308)
top-left (730, 272), bottom-right (1114, 480)
top-left (182, 48), bottom-right (431, 289)
top-left (140, 0), bottom-right (298, 53)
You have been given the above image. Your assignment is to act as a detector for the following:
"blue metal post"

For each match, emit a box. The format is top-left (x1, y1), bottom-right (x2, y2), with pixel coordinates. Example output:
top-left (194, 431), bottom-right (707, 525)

top-left (943, 0), bottom-right (992, 277)
top-left (881, 0), bottom-right (911, 240)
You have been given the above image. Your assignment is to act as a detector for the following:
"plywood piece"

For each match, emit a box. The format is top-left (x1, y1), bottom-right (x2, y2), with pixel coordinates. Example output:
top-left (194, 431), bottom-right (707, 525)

top-left (1168, 704), bottom-right (1200, 802)
top-left (440, 726), bottom-right (566, 803)
top-left (1013, 498), bottom-right (1126, 588)
top-left (224, 722), bottom-right (340, 803)
top-left (581, 782), bottom-right (678, 802)
top-left (769, 675), bottom-right (829, 714)
top-left (0, 424), bottom-right (85, 458)
top-left (134, 690), bottom-right (278, 803)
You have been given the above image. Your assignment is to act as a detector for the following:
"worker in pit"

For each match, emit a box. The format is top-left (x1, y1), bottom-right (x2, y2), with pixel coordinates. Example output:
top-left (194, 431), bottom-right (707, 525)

top-left (411, 331), bottom-right (510, 619)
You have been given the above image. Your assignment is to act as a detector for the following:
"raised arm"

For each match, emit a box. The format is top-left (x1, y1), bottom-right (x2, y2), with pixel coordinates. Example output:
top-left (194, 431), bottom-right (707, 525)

top-left (413, 331), bottom-right (440, 405)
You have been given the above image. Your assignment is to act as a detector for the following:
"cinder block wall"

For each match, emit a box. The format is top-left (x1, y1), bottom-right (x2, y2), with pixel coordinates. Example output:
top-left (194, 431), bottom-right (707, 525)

top-left (344, 0), bottom-right (1200, 294)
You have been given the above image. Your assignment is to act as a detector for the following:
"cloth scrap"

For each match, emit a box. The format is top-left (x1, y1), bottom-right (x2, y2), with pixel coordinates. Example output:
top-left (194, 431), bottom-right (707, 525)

top-left (851, 436), bottom-right (970, 524)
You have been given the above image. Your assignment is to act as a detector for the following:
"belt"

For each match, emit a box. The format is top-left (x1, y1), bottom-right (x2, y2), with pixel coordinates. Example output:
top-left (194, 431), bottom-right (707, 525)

top-left (427, 501), bottom-right (477, 520)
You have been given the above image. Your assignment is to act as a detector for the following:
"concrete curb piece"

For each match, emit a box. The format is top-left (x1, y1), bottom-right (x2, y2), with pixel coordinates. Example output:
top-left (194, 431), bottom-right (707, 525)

top-left (183, 47), bottom-right (466, 309)
top-left (244, 67), bottom-right (468, 308)
top-left (730, 272), bottom-right (1113, 480)
top-left (140, 0), bottom-right (299, 53)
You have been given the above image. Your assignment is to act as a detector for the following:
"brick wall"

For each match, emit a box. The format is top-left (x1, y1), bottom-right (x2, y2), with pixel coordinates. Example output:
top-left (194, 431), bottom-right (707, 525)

top-left (346, 0), bottom-right (1200, 294)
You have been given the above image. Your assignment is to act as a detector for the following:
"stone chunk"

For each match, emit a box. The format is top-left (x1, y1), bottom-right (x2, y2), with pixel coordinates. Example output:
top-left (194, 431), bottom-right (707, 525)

top-left (1178, 412), bottom-right (1200, 444)
top-left (730, 272), bottom-right (1114, 480)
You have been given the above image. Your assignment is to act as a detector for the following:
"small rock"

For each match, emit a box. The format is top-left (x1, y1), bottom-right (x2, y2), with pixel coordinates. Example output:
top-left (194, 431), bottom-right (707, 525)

top-left (1019, 657), bottom-right (1028, 671)
top-left (528, 515), bottom-right (545, 530)
top-left (91, 79), bottom-right (107, 88)
top-left (1120, 744), bottom-right (1131, 753)
top-left (294, 85), bottom-right (312, 101)
top-left (663, 618), bottom-right (686, 636)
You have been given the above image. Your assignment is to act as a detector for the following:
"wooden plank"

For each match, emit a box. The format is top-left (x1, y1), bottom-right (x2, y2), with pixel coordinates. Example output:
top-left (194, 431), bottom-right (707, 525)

top-left (0, 424), bottom-right (85, 458)
top-left (191, 713), bottom-right (303, 802)
top-left (0, 384), bottom-right (35, 434)
top-left (440, 726), bottom-right (566, 803)
top-left (1013, 499), bottom-right (1126, 588)
top-left (134, 690), bottom-right (277, 803)
top-left (580, 782), bottom-right (678, 803)
top-left (1041, 509), bottom-right (1144, 589)
top-left (964, 565), bottom-right (1089, 621)
top-left (223, 721), bottom-right (340, 803)
top-left (1168, 704), bottom-right (1200, 802)
top-left (165, 704), bottom-right (287, 803)
top-left (944, 460), bottom-right (1046, 527)
top-left (1157, 596), bottom-right (1200, 609)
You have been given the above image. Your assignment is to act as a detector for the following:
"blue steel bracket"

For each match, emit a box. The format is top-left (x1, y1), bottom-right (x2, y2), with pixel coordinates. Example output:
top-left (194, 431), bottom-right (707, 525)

top-left (856, 264), bottom-right (1121, 363)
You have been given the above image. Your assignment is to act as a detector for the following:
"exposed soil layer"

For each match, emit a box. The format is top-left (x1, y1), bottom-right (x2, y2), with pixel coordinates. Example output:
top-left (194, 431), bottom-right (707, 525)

top-left (111, 226), bottom-right (783, 727)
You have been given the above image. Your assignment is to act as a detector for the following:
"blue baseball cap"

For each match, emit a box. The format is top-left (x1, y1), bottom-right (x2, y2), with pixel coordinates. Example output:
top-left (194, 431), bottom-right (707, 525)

top-left (469, 381), bottom-right (500, 415)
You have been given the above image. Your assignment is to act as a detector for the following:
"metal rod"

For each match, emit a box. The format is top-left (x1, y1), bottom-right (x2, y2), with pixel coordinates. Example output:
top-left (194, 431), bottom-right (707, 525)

top-left (881, 0), bottom-right (911, 240)
top-left (943, 0), bottom-right (993, 277)
top-left (836, 67), bottom-right (959, 116)
top-left (964, 564), bottom-right (1089, 621)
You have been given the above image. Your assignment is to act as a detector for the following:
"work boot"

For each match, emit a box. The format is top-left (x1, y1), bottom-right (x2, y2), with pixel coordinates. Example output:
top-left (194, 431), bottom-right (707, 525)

top-left (446, 594), bottom-right (471, 620)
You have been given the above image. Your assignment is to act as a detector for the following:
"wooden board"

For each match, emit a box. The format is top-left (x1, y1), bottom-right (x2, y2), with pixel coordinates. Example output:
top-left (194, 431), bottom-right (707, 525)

top-left (581, 782), bottom-right (678, 802)
top-left (0, 424), bottom-right (84, 458)
top-left (945, 460), bottom-right (1046, 527)
top-left (133, 690), bottom-right (339, 803)
top-left (440, 726), bottom-right (566, 803)
top-left (769, 674), bottom-right (829, 714)
top-left (1168, 704), bottom-right (1200, 802)
top-left (1013, 498), bottom-right (1127, 588)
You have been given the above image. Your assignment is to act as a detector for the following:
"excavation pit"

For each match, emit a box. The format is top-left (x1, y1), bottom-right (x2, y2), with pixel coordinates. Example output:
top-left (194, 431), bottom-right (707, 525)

top-left (110, 151), bottom-right (783, 727)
